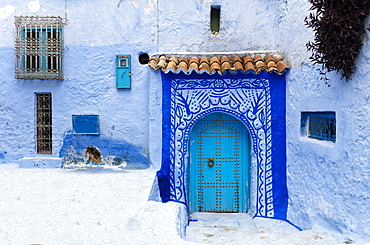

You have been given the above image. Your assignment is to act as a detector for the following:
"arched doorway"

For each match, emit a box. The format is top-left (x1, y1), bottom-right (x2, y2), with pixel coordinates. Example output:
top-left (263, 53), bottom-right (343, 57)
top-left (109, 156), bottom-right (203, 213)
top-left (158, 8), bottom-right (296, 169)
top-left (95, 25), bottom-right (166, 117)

top-left (156, 72), bottom-right (288, 219)
top-left (188, 112), bottom-right (250, 213)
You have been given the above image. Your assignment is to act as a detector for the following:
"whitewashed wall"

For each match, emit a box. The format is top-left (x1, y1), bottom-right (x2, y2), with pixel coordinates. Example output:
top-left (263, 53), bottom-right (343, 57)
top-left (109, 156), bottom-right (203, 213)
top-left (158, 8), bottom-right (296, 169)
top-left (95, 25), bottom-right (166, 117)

top-left (279, 0), bottom-right (370, 240)
top-left (0, 0), bottom-right (369, 240)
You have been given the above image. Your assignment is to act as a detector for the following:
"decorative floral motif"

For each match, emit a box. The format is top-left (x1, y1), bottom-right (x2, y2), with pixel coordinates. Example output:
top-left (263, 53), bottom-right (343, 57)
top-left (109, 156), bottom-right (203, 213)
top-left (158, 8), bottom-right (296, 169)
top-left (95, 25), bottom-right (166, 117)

top-left (169, 78), bottom-right (274, 218)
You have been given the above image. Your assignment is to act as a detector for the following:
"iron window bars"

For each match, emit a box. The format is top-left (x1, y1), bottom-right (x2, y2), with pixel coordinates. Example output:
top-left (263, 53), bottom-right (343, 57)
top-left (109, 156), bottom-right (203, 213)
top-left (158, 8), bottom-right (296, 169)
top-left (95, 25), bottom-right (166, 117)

top-left (15, 16), bottom-right (66, 80)
top-left (301, 112), bottom-right (336, 142)
top-left (36, 93), bottom-right (52, 155)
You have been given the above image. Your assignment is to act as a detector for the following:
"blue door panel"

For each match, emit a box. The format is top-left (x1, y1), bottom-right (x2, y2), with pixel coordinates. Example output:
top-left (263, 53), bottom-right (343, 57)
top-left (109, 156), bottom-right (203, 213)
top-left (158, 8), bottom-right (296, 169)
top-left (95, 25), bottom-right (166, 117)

top-left (189, 112), bottom-right (250, 213)
top-left (116, 68), bottom-right (131, 88)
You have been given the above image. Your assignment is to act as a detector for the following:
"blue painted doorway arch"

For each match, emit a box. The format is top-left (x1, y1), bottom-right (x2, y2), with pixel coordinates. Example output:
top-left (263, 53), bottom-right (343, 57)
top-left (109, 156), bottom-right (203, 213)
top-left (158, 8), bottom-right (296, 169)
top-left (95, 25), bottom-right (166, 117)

top-left (189, 112), bottom-right (250, 213)
top-left (157, 72), bottom-right (289, 220)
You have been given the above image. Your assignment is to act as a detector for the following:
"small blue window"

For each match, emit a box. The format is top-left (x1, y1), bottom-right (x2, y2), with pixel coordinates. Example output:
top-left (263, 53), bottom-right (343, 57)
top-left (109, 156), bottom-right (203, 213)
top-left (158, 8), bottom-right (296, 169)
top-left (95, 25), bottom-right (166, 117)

top-left (301, 112), bottom-right (336, 142)
top-left (116, 54), bottom-right (131, 89)
top-left (72, 115), bottom-right (99, 135)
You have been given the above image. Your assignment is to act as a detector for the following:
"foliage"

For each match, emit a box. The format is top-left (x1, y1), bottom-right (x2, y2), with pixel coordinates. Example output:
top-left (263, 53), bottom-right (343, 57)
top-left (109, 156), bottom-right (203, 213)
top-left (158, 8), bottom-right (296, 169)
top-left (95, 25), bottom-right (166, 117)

top-left (305, 0), bottom-right (370, 81)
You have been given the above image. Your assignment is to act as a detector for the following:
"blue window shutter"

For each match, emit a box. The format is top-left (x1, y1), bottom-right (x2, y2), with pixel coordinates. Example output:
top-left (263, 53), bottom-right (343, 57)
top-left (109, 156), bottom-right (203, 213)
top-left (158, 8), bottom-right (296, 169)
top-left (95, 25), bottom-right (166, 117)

top-left (116, 55), bottom-right (131, 89)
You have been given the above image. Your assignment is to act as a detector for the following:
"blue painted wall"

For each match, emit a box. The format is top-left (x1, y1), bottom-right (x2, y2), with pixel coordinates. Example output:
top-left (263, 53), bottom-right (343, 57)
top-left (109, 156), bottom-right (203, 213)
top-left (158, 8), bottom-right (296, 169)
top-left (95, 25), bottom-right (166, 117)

top-left (0, 1), bottom-right (157, 168)
top-left (0, 0), bottom-right (280, 169)
top-left (59, 132), bottom-right (149, 169)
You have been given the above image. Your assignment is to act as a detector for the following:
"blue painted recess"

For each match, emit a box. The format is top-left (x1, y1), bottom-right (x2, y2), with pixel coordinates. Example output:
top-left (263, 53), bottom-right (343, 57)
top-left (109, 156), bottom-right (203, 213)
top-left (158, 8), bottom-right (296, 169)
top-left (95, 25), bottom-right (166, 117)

top-left (300, 111), bottom-right (336, 142)
top-left (72, 115), bottom-right (100, 135)
top-left (59, 132), bottom-right (150, 169)
top-left (189, 112), bottom-right (250, 213)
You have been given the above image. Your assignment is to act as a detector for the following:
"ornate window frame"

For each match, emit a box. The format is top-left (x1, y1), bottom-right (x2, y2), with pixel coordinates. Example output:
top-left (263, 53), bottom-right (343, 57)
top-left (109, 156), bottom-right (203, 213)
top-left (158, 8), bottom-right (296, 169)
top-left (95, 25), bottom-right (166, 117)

top-left (14, 16), bottom-right (66, 80)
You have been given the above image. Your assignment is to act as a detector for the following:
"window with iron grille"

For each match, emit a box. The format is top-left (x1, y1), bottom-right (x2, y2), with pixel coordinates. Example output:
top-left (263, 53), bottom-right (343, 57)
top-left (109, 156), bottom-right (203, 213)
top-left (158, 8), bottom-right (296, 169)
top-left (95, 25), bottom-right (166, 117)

top-left (36, 93), bottom-right (52, 155)
top-left (301, 112), bottom-right (336, 142)
top-left (15, 16), bottom-right (66, 80)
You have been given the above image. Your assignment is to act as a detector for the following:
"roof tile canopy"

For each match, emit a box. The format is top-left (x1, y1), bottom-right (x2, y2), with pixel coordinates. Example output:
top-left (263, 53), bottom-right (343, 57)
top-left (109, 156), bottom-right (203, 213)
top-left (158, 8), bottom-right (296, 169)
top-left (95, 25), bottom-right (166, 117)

top-left (148, 54), bottom-right (289, 75)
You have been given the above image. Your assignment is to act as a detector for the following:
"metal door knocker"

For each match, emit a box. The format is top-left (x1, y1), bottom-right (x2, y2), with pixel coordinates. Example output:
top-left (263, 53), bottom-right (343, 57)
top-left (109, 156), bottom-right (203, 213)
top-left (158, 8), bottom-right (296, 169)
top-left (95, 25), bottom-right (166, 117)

top-left (208, 157), bottom-right (214, 167)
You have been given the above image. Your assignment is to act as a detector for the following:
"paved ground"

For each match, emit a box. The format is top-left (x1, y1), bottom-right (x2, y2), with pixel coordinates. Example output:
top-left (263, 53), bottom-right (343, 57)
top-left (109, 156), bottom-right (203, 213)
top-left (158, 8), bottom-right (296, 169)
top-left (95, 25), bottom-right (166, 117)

top-left (0, 167), bottom-right (355, 244)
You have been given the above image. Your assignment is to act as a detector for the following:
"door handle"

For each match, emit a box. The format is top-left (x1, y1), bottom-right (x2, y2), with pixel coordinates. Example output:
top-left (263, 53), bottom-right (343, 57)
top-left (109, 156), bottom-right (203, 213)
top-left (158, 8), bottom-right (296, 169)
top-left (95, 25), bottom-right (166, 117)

top-left (208, 157), bottom-right (214, 167)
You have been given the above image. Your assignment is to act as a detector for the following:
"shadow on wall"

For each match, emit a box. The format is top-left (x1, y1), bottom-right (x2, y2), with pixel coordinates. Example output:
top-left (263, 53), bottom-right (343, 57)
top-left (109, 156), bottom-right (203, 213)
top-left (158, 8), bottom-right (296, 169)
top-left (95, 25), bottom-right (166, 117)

top-left (59, 132), bottom-right (150, 170)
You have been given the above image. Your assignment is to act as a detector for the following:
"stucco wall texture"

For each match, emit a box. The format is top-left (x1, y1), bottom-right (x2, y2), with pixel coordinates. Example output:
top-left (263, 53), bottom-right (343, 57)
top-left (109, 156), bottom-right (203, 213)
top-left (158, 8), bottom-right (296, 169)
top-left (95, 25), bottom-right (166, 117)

top-left (281, 1), bottom-right (370, 240)
top-left (0, 0), bottom-right (370, 240)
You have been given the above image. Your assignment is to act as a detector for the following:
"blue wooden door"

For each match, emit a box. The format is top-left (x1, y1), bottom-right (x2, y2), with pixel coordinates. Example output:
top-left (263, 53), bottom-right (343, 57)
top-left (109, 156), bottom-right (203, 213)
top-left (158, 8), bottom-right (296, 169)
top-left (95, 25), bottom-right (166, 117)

top-left (189, 112), bottom-right (250, 213)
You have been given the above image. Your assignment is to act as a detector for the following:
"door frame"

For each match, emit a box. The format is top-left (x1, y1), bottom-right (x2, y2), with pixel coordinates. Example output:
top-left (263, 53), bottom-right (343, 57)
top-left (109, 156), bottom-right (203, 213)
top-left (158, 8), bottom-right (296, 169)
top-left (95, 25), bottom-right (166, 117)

top-left (158, 74), bottom-right (284, 219)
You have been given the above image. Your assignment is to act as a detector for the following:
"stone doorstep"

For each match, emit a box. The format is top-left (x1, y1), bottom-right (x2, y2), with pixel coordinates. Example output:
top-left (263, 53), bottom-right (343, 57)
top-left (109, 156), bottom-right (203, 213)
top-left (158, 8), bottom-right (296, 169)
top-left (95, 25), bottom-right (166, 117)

top-left (188, 212), bottom-right (252, 228)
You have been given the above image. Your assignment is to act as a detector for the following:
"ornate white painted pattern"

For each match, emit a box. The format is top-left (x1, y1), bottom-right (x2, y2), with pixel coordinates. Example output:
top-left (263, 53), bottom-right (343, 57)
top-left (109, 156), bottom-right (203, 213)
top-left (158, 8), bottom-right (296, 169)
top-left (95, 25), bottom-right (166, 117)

top-left (169, 78), bottom-right (274, 217)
